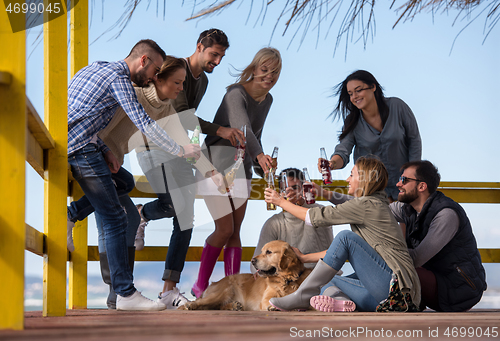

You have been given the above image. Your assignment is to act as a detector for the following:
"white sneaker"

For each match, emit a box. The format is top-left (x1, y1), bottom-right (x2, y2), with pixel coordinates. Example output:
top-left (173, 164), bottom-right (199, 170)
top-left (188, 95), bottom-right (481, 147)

top-left (116, 290), bottom-right (166, 311)
top-left (157, 287), bottom-right (190, 309)
top-left (67, 220), bottom-right (75, 252)
top-left (134, 204), bottom-right (148, 251)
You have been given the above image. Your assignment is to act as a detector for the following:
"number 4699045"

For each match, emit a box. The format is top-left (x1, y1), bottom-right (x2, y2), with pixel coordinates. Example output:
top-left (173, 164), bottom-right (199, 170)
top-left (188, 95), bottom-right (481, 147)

top-left (6, 2), bottom-right (62, 14)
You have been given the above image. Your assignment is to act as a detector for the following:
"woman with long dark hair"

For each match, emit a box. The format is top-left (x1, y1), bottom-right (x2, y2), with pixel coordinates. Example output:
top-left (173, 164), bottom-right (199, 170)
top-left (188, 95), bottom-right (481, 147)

top-left (322, 70), bottom-right (422, 200)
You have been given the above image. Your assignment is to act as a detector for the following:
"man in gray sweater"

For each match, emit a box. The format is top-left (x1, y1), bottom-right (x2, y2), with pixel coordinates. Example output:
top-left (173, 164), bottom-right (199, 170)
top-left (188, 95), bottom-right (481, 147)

top-left (250, 168), bottom-right (334, 273)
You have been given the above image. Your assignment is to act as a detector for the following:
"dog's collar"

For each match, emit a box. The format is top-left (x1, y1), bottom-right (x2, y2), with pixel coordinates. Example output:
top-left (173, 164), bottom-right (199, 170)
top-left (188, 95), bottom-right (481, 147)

top-left (286, 270), bottom-right (305, 285)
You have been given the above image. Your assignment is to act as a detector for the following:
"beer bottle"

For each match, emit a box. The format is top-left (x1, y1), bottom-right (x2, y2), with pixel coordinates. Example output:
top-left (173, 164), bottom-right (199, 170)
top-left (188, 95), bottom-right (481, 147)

top-left (186, 125), bottom-right (201, 164)
top-left (303, 168), bottom-right (315, 204)
top-left (320, 147), bottom-right (333, 185)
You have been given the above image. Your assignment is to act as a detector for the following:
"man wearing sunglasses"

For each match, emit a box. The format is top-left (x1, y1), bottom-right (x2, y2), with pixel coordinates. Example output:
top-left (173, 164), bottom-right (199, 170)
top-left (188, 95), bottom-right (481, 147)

top-left (250, 168), bottom-right (333, 274)
top-left (390, 160), bottom-right (486, 312)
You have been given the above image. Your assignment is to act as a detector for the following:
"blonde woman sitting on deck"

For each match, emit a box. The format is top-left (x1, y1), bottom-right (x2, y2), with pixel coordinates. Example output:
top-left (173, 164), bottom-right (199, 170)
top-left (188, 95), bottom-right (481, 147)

top-left (264, 157), bottom-right (421, 312)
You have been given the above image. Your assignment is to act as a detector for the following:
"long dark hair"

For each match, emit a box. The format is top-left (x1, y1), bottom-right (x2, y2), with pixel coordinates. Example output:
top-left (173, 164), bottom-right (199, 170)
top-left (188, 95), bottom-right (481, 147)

top-left (331, 70), bottom-right (389, 141)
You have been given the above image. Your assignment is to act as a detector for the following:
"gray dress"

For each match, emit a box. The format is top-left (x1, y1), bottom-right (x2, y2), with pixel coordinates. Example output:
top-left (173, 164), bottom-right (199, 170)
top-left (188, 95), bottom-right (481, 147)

top-left (333, 97), bottom-right (422, 198)
top-left (203, 84), bottom-right (273, 179)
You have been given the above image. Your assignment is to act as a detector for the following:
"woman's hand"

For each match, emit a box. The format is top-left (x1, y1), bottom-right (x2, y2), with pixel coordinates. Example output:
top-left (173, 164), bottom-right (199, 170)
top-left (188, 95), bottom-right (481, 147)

top-left (104, 150), bottom-right (120, 173)
top-left (180, 143), bottom-right (201, 159)
top-left (291, 247), bottom-right (306, 263)
top-left (216, 126), bottom-right (246, 147)
top-left (208, 170), bottom-right (224, 189)
top-left (264, 187), bottom-right (283, 207)
top-left (256, 153), bottom-right (272, 174)
top-left (312, 181), bottom-right (333, 201)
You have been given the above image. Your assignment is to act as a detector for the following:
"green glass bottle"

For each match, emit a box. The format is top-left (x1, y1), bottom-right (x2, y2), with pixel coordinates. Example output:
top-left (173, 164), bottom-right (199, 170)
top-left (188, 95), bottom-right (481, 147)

top-left (186, 125), bottom-right (201, 164)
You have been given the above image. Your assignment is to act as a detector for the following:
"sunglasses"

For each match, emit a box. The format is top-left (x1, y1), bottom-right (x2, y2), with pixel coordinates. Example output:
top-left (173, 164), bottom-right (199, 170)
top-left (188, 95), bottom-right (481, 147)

top-left (202, 29), bottom-right (225, 43)
top-left (399, 176), bottom-right (422, 185)
top-left (146, 56), bottom-right (161, 74)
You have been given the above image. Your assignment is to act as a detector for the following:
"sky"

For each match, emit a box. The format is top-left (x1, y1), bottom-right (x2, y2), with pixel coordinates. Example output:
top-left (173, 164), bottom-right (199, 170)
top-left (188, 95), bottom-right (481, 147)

top-left (23, 1), bottom-right (499, 296)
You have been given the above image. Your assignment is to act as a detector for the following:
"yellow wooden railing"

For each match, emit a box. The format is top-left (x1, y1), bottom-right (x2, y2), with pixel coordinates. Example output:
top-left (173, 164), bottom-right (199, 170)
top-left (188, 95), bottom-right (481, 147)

top-left (1, 0), bottom-right (500, 331)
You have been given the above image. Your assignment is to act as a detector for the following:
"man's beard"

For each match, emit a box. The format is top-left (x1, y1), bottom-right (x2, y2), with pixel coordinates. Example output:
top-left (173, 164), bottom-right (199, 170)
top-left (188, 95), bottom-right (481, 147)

top-left (133, 68), bottom-right (150, 87)
top-left (398, 187), bottom-right (418, 204)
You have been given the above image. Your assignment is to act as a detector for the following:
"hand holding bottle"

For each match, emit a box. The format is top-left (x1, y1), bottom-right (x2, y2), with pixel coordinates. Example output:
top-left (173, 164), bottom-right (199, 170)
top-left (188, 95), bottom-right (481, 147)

top-left (256, 153), bottom-right (272, 174)
top-left (180, 144), bottom-right (201, 160)
top-left (264, 187), bottom-right (283, 207)
top-left (209, 170), bottom-right (225, 189)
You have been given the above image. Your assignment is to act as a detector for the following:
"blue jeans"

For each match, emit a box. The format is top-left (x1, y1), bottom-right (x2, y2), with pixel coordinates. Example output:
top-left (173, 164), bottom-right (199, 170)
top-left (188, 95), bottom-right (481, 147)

top-left (68, 144), bottom-right (135, 296)
top-left (68, 166), bottom-right (139, 252)
top-left (140, 155), bottom-right (196, 283)
top-left (96, 195), bottom-right (140, 253)
top-left (321, 230), bottom-right (393, 312)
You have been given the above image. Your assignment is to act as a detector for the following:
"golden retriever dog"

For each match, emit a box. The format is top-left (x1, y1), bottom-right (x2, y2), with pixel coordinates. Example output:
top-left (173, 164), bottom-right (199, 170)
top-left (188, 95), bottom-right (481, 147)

top-left (179, 240), bottom-right (311, 311)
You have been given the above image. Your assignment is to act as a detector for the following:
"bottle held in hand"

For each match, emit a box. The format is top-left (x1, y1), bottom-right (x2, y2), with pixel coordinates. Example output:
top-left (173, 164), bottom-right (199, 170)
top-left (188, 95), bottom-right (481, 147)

top-left (302, 168), bottom-right (315, 204)
top-left (266, 171), bottom-right (277, 210)
top-left (279, 171), bottom-right (288, 200)
top-left (235, 125), bottom-right (247, 161)
top-left (320, 147), bottom-right (333, 185)
top-left (186, 125), bottom-right (201, 164)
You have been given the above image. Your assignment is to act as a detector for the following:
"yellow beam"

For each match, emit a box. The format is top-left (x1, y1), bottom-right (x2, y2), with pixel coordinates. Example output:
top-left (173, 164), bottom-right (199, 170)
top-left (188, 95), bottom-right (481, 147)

top-left (88, 246), bottom-right (500, 263)
top-left (0, 70), bottom-right (12, 85)
top-left (43, 1), bottom-right (68, 317)
top-left (68, 0), bottom-right (89, 310)
top-left (69, 186), bottom-right (89, 309)
top-left (0, 3), bottom-right (26, 330)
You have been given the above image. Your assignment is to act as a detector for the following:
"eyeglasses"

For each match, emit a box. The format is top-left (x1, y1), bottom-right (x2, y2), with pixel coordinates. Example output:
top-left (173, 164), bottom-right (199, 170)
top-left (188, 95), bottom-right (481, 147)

top-left (146, 56), bottom-right (161, 74)
top-left (399, 176), bottom-right (422, 185)
top-left (202, 29), bottom-right (225, 43)
top-left (348, 87), bottom-right (372, 98)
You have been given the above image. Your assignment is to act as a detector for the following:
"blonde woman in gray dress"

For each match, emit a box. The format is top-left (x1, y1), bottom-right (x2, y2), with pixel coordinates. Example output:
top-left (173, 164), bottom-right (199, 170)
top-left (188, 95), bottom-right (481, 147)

top-left (192, 47), bottom-right (282, 298)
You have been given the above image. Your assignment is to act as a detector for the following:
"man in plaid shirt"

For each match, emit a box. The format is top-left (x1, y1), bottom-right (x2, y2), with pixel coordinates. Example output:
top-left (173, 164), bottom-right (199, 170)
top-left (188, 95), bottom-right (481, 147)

top-left (66, 39), bottom-right (200, 311)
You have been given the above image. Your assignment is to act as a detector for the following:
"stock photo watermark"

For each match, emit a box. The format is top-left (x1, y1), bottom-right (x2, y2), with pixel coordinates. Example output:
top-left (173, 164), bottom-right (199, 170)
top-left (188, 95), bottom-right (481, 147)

top-left (3, 0), bottom-right (79, 33)
top-left (290, 326), bottom-right (499, 338)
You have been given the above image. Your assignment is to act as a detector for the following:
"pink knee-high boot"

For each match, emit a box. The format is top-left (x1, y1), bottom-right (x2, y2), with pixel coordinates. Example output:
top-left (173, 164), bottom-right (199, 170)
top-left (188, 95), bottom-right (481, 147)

top-left (224, 247), bottom-right (242, 276)
top-left (191, 242), bottom-right (222, 298)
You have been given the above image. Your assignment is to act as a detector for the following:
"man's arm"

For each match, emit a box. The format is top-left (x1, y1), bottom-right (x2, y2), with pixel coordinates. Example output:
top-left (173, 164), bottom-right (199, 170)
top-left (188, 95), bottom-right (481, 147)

top-left (408, 208), bottom-right (459, 267)
top-left (108, 77), bottom-right (182, 157)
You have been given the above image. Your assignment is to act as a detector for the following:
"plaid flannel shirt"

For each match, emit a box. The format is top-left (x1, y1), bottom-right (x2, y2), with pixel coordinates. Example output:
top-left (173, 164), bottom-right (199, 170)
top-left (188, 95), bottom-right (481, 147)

top-left (67, 60), bottom-right (180, 156)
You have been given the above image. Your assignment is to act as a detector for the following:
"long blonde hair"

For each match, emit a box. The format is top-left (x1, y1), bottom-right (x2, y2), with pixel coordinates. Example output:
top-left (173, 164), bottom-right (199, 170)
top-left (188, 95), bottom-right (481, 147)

top-left (228, 47), bottom-right (282, 89)
top-left (354, 157), bottom-right (388, 197)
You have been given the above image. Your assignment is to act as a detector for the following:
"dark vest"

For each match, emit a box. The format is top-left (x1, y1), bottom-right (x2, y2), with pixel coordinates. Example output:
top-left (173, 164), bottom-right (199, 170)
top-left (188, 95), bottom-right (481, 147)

top-left (403, 191), bottom-right (487, 311)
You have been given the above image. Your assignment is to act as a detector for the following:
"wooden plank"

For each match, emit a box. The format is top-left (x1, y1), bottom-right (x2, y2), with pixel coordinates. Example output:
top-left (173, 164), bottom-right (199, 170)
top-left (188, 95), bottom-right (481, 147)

top-left (87, 246), bottom-right (500, 263)
top-left (68, 0), bottom-right (89, 311)
top-left (25, 224), bottom-right (44, 257)
top-left (43, 4), bottom-right (68, 317)
top-left (479, 248), bottom-right (500, 263)
top-left (26, 129), bottom-right (45, 178)
top-left (26, 97), bottom-right (55, 150)
top-left (0, 6), bottom-right (26, 330)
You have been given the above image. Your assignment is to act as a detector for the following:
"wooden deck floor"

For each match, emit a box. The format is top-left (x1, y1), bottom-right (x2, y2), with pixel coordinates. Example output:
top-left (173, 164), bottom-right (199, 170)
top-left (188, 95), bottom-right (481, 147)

top-left (1, 309), bottom-right (499, 340)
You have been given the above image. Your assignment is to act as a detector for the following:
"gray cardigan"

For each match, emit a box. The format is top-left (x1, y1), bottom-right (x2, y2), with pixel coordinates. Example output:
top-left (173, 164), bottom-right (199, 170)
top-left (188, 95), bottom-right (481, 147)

top-left (333, 97), bottom-right (422, 198)
top-left (203, 84), bottom-right (272, 178)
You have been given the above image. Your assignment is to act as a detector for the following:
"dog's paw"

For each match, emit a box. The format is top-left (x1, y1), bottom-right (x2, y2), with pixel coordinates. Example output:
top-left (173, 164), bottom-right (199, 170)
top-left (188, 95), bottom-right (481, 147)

top-left (267, 305), bottom-right (279, 311)
top-left (183, 302), bottom-right (197, 310)
top-left (231, 301), bottom-right (244, 311)
top-left (177, 304), bottom-right (188, 310)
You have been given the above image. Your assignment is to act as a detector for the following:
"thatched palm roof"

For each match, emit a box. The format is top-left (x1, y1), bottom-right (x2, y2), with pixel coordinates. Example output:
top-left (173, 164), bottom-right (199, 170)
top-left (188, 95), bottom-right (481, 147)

top-left (106, 0), bottom-right (498, 54)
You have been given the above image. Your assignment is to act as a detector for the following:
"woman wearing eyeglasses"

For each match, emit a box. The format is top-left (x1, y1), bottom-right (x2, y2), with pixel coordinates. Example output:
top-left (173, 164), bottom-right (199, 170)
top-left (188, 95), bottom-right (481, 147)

top-left (320, 70), bottom-right (422, 201)
top-left (264, 157), bottom-right (421, 312)
top-left (191, 47), bottom-right (282, 298)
